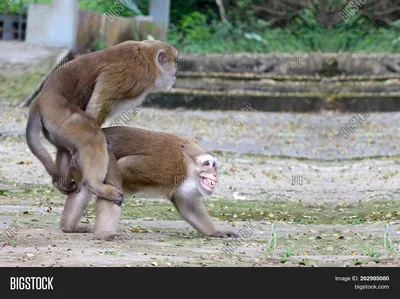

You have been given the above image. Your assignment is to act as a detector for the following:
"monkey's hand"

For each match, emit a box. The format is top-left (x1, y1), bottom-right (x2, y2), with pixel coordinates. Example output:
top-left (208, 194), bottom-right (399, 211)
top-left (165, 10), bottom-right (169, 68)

top-left (210, 229), bottom-right (239, 238)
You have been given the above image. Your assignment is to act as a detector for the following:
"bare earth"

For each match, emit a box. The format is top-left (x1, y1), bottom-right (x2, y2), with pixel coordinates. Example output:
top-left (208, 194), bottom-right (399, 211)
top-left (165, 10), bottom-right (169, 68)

top-left (1, 107), bottom-right (400, 267)
top-left (0, 41), bottom-right (399, 267)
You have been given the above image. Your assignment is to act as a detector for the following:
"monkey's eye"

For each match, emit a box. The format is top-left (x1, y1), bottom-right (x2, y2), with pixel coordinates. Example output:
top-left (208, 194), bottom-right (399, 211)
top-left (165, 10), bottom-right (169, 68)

top-left (213, 162), bottom-right (216, 167)
top-left (203, 161), bottom-right (210, 166)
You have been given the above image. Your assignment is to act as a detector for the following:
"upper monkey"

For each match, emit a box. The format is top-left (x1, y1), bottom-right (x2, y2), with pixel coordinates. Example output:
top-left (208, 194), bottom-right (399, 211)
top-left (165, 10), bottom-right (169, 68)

top-left (26, 40), bottom-right (179, 203)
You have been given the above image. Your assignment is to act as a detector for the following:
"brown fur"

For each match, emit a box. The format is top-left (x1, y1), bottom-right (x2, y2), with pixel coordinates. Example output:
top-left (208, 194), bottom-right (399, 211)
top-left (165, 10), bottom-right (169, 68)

top-left (60, 127), bottom-right (237, 239)
top-left (104, 127), bottom-right (209, 193)
top-left (26, 40), bottom-right (179, 203)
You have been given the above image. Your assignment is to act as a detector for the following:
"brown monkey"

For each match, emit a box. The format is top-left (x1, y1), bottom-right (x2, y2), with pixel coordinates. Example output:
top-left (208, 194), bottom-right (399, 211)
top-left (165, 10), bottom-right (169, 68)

top-left (26, 40), bottom-right (179, 204)
top-left (60, 126), bottom-right (238, 239)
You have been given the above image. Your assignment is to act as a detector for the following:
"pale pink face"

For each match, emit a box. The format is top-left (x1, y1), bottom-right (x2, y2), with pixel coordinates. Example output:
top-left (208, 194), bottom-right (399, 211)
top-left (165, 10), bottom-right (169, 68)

top-left (196, 154), bottom-right (218, 194)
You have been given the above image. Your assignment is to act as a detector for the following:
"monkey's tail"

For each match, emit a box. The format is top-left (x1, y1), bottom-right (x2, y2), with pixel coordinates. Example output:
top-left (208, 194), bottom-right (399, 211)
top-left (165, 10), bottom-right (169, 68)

top-left (26, 103), bottom-right (57, 178)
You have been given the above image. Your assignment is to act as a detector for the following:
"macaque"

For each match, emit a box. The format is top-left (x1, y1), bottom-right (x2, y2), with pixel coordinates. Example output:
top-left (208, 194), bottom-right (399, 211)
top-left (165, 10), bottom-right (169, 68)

top-left (60, 127), bottom-right (238, 240)
top-left (26, 40), bottom-right (179, 205)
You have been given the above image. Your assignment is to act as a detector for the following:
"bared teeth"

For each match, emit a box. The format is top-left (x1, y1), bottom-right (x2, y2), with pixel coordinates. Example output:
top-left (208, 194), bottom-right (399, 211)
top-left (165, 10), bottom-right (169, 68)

top-left (202, 178), bottom-right (215, 187)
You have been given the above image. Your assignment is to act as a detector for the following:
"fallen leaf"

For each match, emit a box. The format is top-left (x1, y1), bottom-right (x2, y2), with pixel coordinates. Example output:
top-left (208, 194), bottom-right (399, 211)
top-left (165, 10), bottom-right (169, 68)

top-left (233, 192), bottom-right (246, 200)
top-left (131, 226), bottom-right (152, 233)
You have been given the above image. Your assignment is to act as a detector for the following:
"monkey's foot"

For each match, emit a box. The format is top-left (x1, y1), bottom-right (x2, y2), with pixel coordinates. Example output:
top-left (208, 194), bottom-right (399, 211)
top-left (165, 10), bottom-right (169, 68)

top-left (61, 224), bottom-right (92, 233)
top-left (75, 225), bottom-right (93, 233)
top-left (94, 231), bottom-right (119, 241)
top-left (53, 179), bottom-right (78, 195)
top-left (209, 230), bottom-right (239, 238)
top-left (108, 189), bottom-right (124, 206)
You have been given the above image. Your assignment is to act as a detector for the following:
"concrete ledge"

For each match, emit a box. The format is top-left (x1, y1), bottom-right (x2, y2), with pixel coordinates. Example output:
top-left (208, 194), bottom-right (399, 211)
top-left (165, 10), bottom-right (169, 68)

top-left (180, 53), bottom-right (400, 76)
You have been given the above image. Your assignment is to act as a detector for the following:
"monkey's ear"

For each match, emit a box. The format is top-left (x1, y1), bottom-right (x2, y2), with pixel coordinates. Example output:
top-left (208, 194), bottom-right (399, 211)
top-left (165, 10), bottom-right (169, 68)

top-left (157, 50), bottom-right (168, 64)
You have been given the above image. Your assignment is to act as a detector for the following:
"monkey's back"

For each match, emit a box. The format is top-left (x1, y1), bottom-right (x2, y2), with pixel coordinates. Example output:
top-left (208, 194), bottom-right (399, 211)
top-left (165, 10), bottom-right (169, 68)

top-left (103, 126), bottom-right (205, 193)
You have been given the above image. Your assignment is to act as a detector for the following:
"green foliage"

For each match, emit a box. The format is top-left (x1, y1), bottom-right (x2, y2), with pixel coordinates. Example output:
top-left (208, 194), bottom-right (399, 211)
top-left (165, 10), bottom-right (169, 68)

top-left (92, 31), bottom-right (106, 51)
top-left (169, 0), bottom-right (217, 25)
top-left (78, 0), bottom-right (143, 17)
top-left (0, 0), bottom-right (143, 16)
top-left (179, 11), bottom-right (212, 42)
top-left (168, 6), bottom-right (400, 54)
top-left (0, 0), bottom-right (50, 14)
top-left (2, 0), bottom-right (400, 53)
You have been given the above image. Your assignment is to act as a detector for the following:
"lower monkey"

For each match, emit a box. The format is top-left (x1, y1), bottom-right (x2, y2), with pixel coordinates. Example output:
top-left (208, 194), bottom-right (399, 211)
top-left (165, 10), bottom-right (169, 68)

top-left (60, 126), bottom-right (238, 239)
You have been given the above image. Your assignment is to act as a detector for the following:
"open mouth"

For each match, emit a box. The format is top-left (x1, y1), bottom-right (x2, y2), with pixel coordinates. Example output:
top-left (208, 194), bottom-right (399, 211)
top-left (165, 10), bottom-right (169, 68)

top-left (200, 176), bottom-right (217, 190)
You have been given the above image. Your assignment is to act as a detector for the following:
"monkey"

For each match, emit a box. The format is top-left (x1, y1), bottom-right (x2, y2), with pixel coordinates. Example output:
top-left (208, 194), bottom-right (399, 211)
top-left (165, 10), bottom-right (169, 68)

top-left (60, 126), bottom-right (238, 240)
top-left (26, 40), bottom-right (179, 205)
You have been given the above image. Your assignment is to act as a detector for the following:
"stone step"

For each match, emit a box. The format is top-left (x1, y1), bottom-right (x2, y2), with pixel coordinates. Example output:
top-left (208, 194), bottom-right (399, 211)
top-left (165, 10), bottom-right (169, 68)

top-left (179, 71), bottom-right (400, 82)
top-left (175, 75), bottom-right (400, 93)
top-left (148, 88), bottom-right (400, 112)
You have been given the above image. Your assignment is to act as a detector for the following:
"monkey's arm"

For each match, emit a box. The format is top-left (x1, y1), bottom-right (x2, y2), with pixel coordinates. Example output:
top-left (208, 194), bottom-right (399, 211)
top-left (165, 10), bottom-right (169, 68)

top-left (85, 67), bottom-right (149, 125)
top-left (170, 195), bottom-right (237, 238)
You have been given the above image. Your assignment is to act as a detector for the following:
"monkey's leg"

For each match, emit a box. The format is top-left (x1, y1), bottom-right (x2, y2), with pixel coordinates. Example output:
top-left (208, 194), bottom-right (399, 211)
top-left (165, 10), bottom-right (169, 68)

top-left (93, 152), bottom-right (122, 241)
top-left (42, 105), bottom-right (123, 204)
top-left (170, 194), bottom-right (238, 238)
top-left (75, 141), bottom-right (122, 205)
top-left (53, 149), bottom-right (77, 194)
top-left (60, 185), bottom-right (92, 233)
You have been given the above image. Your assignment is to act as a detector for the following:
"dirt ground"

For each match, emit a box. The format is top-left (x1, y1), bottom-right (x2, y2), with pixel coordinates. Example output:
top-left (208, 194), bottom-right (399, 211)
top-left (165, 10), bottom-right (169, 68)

top-left (0, 41), bottom-right (399, 267)
top-left (1, 107), bottom-right (400, 267)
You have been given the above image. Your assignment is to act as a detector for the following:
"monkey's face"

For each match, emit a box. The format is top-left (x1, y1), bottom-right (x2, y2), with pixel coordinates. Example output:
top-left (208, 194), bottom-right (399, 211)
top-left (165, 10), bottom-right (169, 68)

top-left (153, 42), bottom-right (179, 91)
top-left (196, 154), bottom-right (218, 196)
